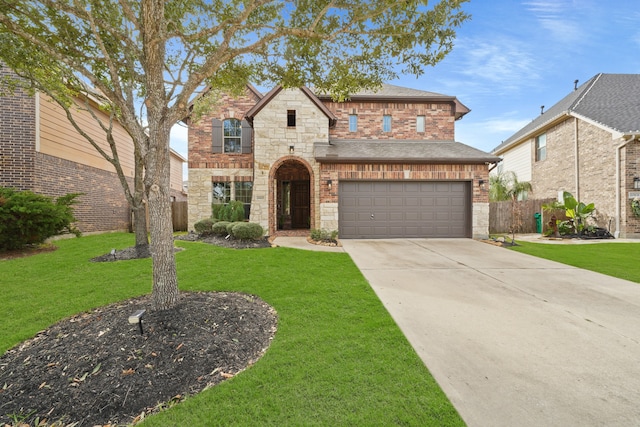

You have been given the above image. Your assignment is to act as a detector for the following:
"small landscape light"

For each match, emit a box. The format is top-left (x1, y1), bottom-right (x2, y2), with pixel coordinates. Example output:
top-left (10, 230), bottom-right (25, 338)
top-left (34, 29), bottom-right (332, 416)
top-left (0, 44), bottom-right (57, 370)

top-left (128, 309), bottom-right (146, 335)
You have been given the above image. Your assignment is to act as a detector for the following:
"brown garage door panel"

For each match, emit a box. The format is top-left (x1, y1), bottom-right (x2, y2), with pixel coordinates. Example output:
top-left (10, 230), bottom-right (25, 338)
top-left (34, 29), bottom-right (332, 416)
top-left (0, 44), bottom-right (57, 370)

top-left (339, 181), bottom-right (470, 238)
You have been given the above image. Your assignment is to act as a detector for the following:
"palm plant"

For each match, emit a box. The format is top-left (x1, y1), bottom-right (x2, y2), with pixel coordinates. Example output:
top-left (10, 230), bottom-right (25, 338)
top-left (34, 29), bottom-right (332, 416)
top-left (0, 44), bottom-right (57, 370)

top-left (489, 171), bottom-right (533, 244)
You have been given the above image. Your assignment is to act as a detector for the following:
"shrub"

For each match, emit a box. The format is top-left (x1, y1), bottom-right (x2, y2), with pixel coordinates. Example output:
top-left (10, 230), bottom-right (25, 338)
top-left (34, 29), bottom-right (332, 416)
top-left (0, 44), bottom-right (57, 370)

top-left (211, 203), bottom-right (224, 220)
top-left (226, 221), bottom-right (241, 235)
top-left (218, 200), bottom-right (245, 222)
top-left (230, 222), bottom-right (264, 240)
top-left (194, 218), bottom-right (215, 235)
top-left (0, 187), bottom-right (81, 251)
top-left (212, 221), bottom-right (231, 236)
top-left (310, 228), bottom-right (338, 242)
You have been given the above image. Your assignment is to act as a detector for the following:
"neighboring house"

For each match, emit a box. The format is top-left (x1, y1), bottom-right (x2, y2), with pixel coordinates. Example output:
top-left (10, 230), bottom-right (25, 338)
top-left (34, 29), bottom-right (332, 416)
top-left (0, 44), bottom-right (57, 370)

top-left (0, 66), bottom-right (187, 233)
top-left (492, 73), bottom-right (640, 238)
top-left (187, 83), bottom-right (499, 239)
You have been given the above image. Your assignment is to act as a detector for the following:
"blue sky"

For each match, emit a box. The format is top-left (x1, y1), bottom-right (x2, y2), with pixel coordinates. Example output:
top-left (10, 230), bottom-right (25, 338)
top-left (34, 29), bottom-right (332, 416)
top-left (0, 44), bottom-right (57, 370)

top-left (171, 0), bottom-right (640, 177)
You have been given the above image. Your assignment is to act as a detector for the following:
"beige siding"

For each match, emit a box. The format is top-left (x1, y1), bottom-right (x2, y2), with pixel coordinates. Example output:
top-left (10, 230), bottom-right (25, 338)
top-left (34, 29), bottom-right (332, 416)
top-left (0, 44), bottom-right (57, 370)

top-left (499, 141), bottom-right (532, 181)
top-left (170, 152), bottom-right (185, 194)
top-left (38, 94), bottom-right (136, 177)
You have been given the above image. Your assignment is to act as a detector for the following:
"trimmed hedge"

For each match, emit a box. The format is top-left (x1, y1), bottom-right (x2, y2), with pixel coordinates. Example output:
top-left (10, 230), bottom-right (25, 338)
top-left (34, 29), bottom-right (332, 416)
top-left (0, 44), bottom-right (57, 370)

top-left (230, 222), bottom-right (264, 240)
top-left (194, 218), bottom-right (216, 235)
top-left (212, 221), bottom-right (231, 236)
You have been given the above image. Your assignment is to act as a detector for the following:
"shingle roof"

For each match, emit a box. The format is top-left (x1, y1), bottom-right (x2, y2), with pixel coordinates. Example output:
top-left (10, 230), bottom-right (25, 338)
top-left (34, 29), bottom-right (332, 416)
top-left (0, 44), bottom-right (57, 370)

top-left (315, 139), bottom-right (500, 164)
top-left (493, 74), bottom-right (640, 154)
top-left (314, 83), bottom-right (471, 120)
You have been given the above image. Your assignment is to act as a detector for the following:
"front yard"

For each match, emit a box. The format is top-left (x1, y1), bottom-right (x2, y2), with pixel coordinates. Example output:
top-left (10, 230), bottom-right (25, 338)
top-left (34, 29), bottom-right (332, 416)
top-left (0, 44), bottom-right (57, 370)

top-left (1, 233), bottom-right (463, 426)
top-left (509, 241), bottom-right (640, 283)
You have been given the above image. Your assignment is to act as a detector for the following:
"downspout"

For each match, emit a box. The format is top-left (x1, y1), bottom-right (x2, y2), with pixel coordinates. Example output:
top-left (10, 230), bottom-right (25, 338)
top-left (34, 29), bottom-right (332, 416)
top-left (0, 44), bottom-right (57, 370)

top-left (574, 117), bottom-right (579, 200)
top-left (615, 135), bottom-right (637, 237)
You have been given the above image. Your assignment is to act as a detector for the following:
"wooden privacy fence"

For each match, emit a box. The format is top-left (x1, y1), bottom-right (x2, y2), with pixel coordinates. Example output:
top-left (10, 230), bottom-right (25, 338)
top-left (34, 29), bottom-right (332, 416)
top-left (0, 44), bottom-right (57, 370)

top-left (171, 201), bottom-right (188, 232)
top-left (489, 198), bottom-right (556, 234)
top-left (134, 201), bottom-right (188, 233)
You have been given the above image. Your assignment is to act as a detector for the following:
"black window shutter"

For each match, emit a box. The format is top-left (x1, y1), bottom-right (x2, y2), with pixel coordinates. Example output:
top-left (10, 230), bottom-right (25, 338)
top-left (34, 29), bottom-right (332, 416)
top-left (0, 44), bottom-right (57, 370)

top-left (212, 119), bottom-right (222, 153)
top-left (241, 119), bottom-right (252, 154)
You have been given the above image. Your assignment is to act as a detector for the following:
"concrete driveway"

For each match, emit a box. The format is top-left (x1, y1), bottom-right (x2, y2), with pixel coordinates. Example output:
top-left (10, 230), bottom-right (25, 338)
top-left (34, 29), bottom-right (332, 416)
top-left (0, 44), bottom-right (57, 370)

top-left (340, 238), bottom-right (640, 427)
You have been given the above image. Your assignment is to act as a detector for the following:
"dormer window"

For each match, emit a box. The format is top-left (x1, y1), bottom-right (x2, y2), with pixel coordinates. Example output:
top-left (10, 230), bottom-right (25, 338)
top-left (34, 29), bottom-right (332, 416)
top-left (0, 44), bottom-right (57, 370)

top-left (287, 110), bottom-right (296, 127)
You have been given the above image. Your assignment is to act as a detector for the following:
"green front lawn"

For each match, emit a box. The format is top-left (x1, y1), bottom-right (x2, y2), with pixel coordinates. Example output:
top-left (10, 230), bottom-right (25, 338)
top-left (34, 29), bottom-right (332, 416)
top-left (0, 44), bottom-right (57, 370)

top-left (1, 234), bottom-right (463, 426)
top-left (509, 241), bottom-right (640, 283)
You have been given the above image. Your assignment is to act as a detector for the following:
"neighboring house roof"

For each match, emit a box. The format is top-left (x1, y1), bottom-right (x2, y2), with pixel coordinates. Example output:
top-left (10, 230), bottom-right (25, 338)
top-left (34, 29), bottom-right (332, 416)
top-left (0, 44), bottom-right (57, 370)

top-left (315, 83), bottom-right (471, 120)
top-left (170, 148), bottom-right (187, 162)
top-left (245, 85), bottom-right (338, 126)
top-left (493, 73), bottom-right (640, 154)
top-left (315, 140), bottom-right (500, 164)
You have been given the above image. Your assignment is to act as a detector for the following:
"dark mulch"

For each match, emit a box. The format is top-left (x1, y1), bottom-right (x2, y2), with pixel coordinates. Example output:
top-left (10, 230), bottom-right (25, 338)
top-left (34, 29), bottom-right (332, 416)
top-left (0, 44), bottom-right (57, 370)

top-left (0, 291), bottom-right (278, 427)
top-left (89, 233), bottom-right (273, 263)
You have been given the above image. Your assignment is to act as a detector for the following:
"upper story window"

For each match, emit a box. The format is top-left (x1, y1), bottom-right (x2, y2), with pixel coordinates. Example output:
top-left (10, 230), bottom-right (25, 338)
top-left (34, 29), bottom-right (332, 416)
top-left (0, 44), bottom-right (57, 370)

top-left (382, 115), bottom-right (391, 132)
top-left (287, 110), bottom-right (296, 127)
top-left (349, 115), bottom-right (358, 132)
top-left (416, 115), bottom-right (425, 133)
top-left (535, 133), bottom-right (547, 162)
top-left (223, 118), bottom-right (242, 153)
top-left (212, 118), bottom-right (252, 154)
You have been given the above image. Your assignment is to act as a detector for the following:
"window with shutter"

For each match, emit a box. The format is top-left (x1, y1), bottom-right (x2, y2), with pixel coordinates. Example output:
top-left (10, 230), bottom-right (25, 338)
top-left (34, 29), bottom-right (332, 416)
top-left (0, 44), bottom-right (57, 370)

top-left (241, 119), bottom-right (252, 154)
top-left (212, 119), bottom-right (223, 153)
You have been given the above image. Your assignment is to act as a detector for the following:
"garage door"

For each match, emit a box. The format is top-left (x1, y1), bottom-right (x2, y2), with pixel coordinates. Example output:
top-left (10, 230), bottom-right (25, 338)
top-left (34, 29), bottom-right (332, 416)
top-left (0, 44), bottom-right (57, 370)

top-left (339, 181), bottom-right (470, 238)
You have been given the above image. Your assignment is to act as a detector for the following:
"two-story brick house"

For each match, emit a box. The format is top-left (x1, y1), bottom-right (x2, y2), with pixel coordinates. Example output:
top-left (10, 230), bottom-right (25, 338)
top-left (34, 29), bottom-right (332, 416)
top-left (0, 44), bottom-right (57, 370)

top-left (1, 66), bottom-right (187, 234)
top-left (492, 74), bottom-right (640, 238)
top-left (187, 83), bottom-right (499, 239)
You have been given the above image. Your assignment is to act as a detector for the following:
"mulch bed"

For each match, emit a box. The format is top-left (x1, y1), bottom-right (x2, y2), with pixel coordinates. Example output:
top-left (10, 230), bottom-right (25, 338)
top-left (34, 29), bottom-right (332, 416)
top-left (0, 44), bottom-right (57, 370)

top-left (0, 235), bottom-right (278, 427)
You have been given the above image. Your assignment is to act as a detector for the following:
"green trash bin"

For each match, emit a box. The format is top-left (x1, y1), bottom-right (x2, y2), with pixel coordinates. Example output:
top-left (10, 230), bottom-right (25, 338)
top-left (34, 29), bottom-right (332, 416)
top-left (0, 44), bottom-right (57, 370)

top-left (534, 212), bottom-right (542, 233)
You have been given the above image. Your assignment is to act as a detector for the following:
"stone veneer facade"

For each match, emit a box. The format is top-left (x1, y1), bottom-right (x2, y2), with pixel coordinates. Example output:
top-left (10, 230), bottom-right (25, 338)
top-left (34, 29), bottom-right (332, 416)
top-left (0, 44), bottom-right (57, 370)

top-left (188, 86), bottom-right (493, 238)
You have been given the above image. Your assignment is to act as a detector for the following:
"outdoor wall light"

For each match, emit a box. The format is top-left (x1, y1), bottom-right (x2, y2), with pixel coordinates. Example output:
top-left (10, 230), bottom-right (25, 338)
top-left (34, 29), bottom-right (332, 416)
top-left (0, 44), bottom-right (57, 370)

top-left (479, 179), bottom-right (486, 190)
top-left (327, 179), bottom-right (332, 191)
top-left (289, 145), bottom-right (295, 154)
top-left (634, 177), bottom-right (640, 190)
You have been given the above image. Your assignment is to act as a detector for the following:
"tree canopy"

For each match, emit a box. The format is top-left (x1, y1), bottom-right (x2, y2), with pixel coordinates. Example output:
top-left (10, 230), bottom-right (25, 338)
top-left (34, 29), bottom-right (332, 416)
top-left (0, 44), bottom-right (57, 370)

top-left (0, 0), bottom-right (470, 310)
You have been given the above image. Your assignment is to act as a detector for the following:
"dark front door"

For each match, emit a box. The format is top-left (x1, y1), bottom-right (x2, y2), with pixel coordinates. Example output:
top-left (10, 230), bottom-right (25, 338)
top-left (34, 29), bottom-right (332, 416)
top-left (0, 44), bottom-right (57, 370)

top-left (291, 180), bottom-right (310, 229)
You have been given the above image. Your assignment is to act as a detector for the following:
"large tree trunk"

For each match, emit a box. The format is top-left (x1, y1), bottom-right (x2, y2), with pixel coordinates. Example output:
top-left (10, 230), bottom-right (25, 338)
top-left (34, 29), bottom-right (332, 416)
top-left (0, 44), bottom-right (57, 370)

top-left (131, 201), bottom-right (150, 258)
top-left (146, 123), bottom-right (179, 311)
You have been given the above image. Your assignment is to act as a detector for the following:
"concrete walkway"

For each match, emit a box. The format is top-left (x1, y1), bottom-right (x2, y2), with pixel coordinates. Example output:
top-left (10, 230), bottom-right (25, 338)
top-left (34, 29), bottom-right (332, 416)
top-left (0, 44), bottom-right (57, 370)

top-left (340, 238), bottom-right (640, 427)
top-left (272, 236), bottom-right (344, 252)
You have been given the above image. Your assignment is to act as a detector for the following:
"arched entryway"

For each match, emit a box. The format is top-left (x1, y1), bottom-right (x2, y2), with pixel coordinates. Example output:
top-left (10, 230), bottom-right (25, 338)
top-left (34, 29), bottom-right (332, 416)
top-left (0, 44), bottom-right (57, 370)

top-left (273, 159), bottom-right (312, 232)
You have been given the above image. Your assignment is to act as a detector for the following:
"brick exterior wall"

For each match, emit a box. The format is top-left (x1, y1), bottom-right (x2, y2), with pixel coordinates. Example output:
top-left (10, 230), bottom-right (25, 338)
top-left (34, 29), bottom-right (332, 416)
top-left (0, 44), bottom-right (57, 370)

top-left (622, 141), bottom-right (640, 237)
top-left (529, 117), bottom-right (637, 236)
top-left (33, 153), bottom-right (131, 232)
top-left (187, 88), bottom-right (260, 229)
top-left (1, 67), bottom-right (144, 234)
top-left (0, 70), bottom-right (36, 190)
top-left (325, 100), bottom-right (455, 140)
top-left (187, 86), bottom-right (492, 238)
top-left (318, 162), bottom-right (490, 238)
